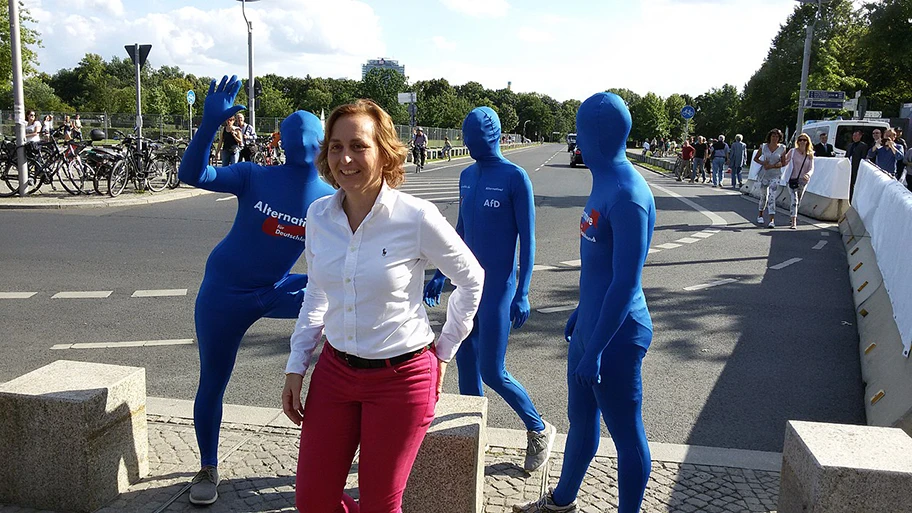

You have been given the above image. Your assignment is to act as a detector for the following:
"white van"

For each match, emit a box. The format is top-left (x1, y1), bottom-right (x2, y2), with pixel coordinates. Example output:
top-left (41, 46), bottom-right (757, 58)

top-left (799, 119), bottom-right (891, 157)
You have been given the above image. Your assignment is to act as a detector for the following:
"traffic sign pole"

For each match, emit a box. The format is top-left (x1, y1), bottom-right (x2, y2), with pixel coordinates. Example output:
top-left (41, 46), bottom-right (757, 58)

top-left (187, 90), bottom-right (196, 139)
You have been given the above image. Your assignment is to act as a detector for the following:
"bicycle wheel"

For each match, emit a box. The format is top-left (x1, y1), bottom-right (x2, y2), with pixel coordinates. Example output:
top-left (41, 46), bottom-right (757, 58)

top-left (93, 161), bottom-right (112, 195)
top-left (166, 160), bottom-right (181, 189)
top-left (145, 158), bottom-right (169, 192)
top-left (59, 159), bottom-right (84, 195)
top-left (107, 160), bottom-right (129, 197)
top-left (2, 160), bottom-right (42, 195)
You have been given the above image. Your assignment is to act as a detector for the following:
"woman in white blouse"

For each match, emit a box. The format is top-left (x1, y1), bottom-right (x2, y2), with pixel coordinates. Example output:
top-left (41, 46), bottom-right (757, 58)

top-left (282, 99), bottom-right (484, 513)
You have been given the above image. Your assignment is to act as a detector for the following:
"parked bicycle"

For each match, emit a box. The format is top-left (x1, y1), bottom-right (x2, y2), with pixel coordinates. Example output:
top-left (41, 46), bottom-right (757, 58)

top-left (105, 130), bottom-right (168, 197)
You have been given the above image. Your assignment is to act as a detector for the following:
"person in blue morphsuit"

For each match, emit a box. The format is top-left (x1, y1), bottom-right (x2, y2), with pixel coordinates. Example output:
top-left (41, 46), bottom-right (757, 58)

top-left (514, 92), bottom-right (656, 513)
top-left (178, 75), bottom-right (335, 506)
top-left (424, 107), bottom-right (556, 472)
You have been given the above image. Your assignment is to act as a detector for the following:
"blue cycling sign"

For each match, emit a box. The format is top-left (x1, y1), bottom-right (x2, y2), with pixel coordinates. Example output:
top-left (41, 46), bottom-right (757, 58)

top-left (681, 106), bottom-right (695, 119)
top-left (187, 90), bottom-right (196, 106)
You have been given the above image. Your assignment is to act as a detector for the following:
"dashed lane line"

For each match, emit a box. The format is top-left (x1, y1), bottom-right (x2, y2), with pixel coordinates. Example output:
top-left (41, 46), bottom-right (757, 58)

top-left (648, 248), bottom-right (662, 254)
top-left (132, 289), bottom-right (189, 298)
top-left (692, 232), bottom-right (714, 239)
top-left (216, 196), bottom-right (237, 202)
top-left (656, 243), bottom-right (682, 250)
top-left (683, 278), bottom-right (739, 291)
top-left (51, 291), bottom-right (113, 299)
top-left (812, 240), bottom-right (828, 250)
top-left (533, 264), bottom-right (558, 271)
top-left (820, 231), bottom-right (830, 237)
top-left (677, 237), bottom-right (701, 244)
top-left (0, 292), bottom-right (37, 299)
top-left (559, 259), bottom-right (582, 267)
top-left (769, 258), bottom-right (803, 270)
top-left (537, 305), bottom-right (578, 314)
top-left (51, 339), bottom-right (195, 350)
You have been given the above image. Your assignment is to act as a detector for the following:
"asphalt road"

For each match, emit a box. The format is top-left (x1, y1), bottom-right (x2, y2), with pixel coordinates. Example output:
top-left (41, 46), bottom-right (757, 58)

top-left (0, 143), bottom-right (864, 452)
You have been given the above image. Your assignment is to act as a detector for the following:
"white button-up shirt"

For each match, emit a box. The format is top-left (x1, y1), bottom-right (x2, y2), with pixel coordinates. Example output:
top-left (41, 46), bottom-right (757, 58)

top-left (285, 182), bottom-right (484, 376)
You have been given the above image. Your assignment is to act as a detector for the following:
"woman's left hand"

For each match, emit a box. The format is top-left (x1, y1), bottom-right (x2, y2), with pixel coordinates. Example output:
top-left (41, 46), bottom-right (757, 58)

top-left (436, 359), bottom-right (447, 395)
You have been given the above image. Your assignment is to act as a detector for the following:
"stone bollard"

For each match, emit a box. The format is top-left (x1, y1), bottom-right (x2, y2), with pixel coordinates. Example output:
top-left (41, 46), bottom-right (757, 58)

top-left (778, 420), bottom-right (912, 513)
top-left (0, 360), bottom-right (149, 513)
top-left (403, 393), bottom-right (487, 513)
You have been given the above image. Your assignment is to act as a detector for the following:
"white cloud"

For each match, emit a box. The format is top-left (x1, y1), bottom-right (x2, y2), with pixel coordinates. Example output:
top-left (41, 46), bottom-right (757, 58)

top-left (516, 26), bottom-right (556, 44)
top-left (432, 36), bottom-right (457, 50)
top-left (439, 0), bottom-right (510, 18)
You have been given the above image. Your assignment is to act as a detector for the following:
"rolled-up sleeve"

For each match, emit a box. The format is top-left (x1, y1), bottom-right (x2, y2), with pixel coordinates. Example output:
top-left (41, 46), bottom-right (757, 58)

top-left (419, 207), bottom-right (484, 362)
top-left (285, 232), bottom-right (329, 376)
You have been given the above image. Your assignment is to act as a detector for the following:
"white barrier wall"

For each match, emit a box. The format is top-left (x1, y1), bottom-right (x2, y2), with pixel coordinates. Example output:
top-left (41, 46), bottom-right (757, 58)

top-left (853, 161), bottom-right (912, 357)
top-left (747, 151), bottom-right (850, 200)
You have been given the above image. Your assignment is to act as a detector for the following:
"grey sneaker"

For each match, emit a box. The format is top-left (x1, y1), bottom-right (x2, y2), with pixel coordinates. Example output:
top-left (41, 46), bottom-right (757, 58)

top-left (524, 420), bottom-right (556, 472)
top-left (513, 489), bottom-right (578, 512)
top-left (189, 466), bottom-right (219, 506)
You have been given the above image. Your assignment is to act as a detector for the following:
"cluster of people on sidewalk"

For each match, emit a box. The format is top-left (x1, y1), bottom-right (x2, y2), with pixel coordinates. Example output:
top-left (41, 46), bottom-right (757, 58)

top-left (178, 76), bottom-right (654, 513)
top-left (674, 134), bottom-right (748, 189)
top-left (845, 126), bottom-right (910, 196)
top-left (23, 111), bottom-right (83, 143)
top-left (214, 112), bottom-right (257, 166)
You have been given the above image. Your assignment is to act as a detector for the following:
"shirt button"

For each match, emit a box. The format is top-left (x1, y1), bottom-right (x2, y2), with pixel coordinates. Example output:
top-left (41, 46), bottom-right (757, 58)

top-left (345, 278), bottom-right (351, 283)
top-left (347, 307), bottom-right (352, 312)
top-left (349, 246), bottom-right (356, 252)
top-left (347, 336), bottom-right (353, 341)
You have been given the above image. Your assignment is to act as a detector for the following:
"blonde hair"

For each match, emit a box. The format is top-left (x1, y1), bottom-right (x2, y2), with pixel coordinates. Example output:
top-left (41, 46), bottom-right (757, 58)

top-left (795, 132), bottom-right (814, 156)
top-left (317, 99), bottom-right (408, 189)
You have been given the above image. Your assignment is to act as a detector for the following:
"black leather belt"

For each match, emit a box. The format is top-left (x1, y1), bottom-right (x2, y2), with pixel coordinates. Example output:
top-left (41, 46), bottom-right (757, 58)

top-left (328, 344), bottom-right (431, 369)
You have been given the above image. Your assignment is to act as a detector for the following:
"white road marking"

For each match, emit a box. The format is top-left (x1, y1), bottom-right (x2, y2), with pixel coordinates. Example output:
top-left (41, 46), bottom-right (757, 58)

top-left (532, 264), bottom-right (558, 271)
top-left (693, 232), bottom-right (714, 238)
top-left (677, 237), bottom-right (700, 244)
top-left (537, 305), bottom-right (578, 314)
top-left (820, 231), bottom-right (830, 237)
top-left (52, 291), bottom-right (113, 299)
top-left (559, 259), bottom-right (582, 267)
top-left (0, 292), bottom-right (38, 299)
top-left (684, 278), bottom-right (738, 291)
top-left (216, 196), bottom-right (237, 202)
top-left (429, 321), bottom-right (442, 326)
top-left (769, 258), bottom-right (803, 270)
top-left (399, 186), bottom-right (460, 192)
top-left (647, 182), bottom-right (727, 227)
top-left (656, 243), bottom-right (682, 250)
top-left (705, 229), bottom-right (722, 233)
top-left (419, 195), bottom-right (461, 202)
top-left (648, 248), bottom-right (661, 254)
top-left (132, 289), bottom-right (189, 298)
top-left (812, 240), bottom-right (828, 250)
top-left (814, 223), bottom-right (836, 230)
top-left (51, 339), bottom-right (195, 350)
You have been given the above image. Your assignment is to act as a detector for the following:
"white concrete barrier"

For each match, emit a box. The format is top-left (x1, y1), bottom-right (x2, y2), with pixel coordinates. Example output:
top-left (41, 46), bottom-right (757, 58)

top-left (744, 153), bottom-right (849, 221)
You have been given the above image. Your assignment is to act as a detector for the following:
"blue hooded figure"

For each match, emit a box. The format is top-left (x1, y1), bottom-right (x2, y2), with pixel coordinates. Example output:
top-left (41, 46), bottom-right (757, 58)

top-left (178, 76), bottom-right (335, 506)
top-left (424, 107), bottom-right (555, 472)
top-left (514, 92), bottom-right (656, 513)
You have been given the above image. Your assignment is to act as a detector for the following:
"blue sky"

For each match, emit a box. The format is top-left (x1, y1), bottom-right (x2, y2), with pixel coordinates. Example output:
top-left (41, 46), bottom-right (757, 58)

top-left (26, 0), bottom-right (809, 101)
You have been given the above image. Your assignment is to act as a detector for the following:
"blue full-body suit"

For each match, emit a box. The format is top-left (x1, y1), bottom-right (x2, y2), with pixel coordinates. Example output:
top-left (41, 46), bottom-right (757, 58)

top-left (424, 107), bottom-right (544, 432)
top-left (553, 93), bottom-right (656, 512)
top-left (178, 76), bottom-right (335, 468)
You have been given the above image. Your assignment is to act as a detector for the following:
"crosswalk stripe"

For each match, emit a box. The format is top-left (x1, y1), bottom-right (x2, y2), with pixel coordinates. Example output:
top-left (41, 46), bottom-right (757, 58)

top-left (693, 232), bottom-right (714, 238)
top-left (0, 292), bottom-right (38, 299)
top-left (648, 248), bottom-right (661, 254)
top-left (52, 291), bottom-right (113, 299)
top-left (677, 237), bottom-right (700, 244)
top-left (656, 243), bottom-right (682, 250)
top-left (132, 289), bottom-right (189, 298)
top-left (769, 258), bottom-right (802, 270)
top-left (559, 259), bottom-right (582, 267)
top-left (400, 186), bottom-right (460, 192)
top-left (419, 195), bottom-right (461, 202)
top-left (51, 339), bottom-right (195, 350)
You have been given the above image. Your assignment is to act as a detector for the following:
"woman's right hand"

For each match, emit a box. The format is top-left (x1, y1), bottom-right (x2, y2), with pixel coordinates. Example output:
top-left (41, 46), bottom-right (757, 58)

top-left (282, 373), bottom-right (305, 425)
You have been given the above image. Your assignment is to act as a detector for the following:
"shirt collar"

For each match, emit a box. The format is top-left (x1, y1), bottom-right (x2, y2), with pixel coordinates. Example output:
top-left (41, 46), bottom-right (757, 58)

top-left (328, 180), bottom-right (396, 219)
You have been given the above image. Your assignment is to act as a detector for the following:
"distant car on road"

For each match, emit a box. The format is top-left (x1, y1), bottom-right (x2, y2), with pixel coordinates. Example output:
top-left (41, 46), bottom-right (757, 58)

top-left (567, 133), bottom-right (577, 152)
top-left (570, 147), bottom-right (585, 167)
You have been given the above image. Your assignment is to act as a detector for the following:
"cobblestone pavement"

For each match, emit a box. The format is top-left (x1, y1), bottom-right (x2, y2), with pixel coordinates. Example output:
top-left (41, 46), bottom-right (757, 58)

top-left (0, 417), bottom-right (780, 513)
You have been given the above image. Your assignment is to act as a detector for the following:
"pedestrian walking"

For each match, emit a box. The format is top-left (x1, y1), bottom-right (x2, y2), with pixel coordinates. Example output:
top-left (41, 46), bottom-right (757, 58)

top-left (283, 99), bottom-right (484, 513)
top-left (845, 129), bottom-right (869, 202)
top-left (754, 128), bottom-right (787, 228)
top-left (691, 136), bottom-right (708, 182)
top-left (729, 134), bottom-right (747, 188)
top-left (786, 133), bottom-right (815, 229)
top-left (710, 135), bottom-right (730, 187)
top-left (215, 116), bottom-right (242, 166)
top-left (442, 135), bottom-right (453, 161)
top-left (678, 139), bottom-right (694, 182)
top-left (236, 113), bottom-right (257, 162)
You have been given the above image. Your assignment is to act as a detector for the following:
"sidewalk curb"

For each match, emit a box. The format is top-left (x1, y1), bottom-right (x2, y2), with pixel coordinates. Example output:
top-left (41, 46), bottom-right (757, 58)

top-left (148, 397), bottom-right (782, 472)
top-left (0, 188), bottom-right (215, 210)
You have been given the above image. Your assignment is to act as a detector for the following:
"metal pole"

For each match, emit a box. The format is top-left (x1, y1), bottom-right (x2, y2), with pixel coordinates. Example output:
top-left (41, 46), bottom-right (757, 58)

top-left (241, 0), bottom-right (254, 129)
top-left (133, 43), bottom-right (143, 155)
top-left (795, 20), bottom-right (814, 136)
top-left (189, 103), bottom-right (193, 139)
top-left (9, 0), bottom-right (28, 196)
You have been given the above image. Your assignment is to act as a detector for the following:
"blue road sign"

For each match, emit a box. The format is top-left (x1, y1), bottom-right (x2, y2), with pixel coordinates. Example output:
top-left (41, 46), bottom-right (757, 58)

top-left (807, 90), bottom-right (845, 100)
top-left (187, 90), bottom-right (196, 105)
top-left (681, 106), bottom-right (695, 119)
top-left (805, 99), bottom-right (844, 109)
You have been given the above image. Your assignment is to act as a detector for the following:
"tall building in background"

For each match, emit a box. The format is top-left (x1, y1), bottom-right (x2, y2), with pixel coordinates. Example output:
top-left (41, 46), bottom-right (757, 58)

top-left (362, 58), bottom-right (405, 79)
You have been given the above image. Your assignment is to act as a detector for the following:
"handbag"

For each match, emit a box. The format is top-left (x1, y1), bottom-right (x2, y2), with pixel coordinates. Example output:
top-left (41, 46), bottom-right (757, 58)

top-left (788, 155), bottom-right (808, 189)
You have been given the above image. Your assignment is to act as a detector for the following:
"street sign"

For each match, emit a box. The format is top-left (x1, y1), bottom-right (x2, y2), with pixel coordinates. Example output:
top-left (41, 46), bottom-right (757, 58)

top-left (807, 90), bottom-right (845, 100)
top-left (398, 92), bottom-right (417, 105)
top-left (124, 44), bottom-right (152, 67)
top-left (804, 99), bottom-right (845, 109)
top-left (843, 98), bottom-right (857, 111)
top-left (681, 105), bottom-right (695, 119)
top-left (863, 111), bottom-right (882, 119)
top-left (186, 90), bottom-right (195, 105)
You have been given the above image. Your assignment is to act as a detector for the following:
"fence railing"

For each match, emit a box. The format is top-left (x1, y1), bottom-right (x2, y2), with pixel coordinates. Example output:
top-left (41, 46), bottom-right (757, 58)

top-left (0, 111), bottom-right (523, 148)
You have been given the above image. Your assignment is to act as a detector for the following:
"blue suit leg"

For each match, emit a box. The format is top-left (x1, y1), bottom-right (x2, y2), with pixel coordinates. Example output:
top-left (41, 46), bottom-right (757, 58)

top-left (193, 282), bottom-right (262, 467)
top-left (455, 322), bottom-right (484, 396)
top-left (476, 290), bottom-right (545, 432)
top-left (261, 273), bottom-right (309, 319)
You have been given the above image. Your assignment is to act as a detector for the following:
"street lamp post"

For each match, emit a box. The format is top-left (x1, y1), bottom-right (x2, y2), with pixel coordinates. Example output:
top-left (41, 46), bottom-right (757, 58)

top-left (795, 0), bottom-right (828, 136)
top-left (523, 120), bottom-right (531, 142)
top-left (237, 0), bottom-right (260, 129)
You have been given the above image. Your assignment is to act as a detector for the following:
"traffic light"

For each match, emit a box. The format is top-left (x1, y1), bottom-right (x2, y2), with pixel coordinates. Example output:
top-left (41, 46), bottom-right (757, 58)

top-left (253, 80), bottom-right (263, 99)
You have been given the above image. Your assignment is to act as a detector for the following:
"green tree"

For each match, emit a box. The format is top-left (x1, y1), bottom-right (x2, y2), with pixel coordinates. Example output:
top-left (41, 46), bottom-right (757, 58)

top-left (360, 68), bottom-right (407, 123)
top-left (16, 77), bottom-right (72, 112)
top-left (515, 93), bottom-right (553, 141)
top-left (494, 103), bottom-right (519, 133)
top-left (0, 2), bottom-right (41, 82)
top-left (663, 93), bottom-right (687, 141)
top-left (853, 0), bottom-right (911, 117)
top-left (693, 84), bottom-right (741, 140)
top-left (629, 92), bottom-right (667, 142)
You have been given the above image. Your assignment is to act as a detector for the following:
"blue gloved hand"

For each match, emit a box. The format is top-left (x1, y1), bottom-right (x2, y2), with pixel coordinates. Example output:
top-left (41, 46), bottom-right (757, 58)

top-left (423, 275), bottom-right (447, 307)
top-left (200, 75), bottom-right (246, 132)
top-left (564, 307), bottom-right (578, 343)
top-left (510, 294), bottom-right (530, 329)
top-left (573, 355), bottom-right (601, 386)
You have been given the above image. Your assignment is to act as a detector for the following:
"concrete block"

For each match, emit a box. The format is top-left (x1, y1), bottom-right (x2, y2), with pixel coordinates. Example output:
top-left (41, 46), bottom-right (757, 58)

top-left (0, 360), bottom-right (148, 513)
top-left (403, 393), bottom-right (487, 513)
top-left (778, 421), bottom-right (912, 513)
top-left (845, 238), bottom-right (882, 308)
top-left (798, 191), bottom-right (847, 222)
top-left (839, 206), bottom-right (867, 239)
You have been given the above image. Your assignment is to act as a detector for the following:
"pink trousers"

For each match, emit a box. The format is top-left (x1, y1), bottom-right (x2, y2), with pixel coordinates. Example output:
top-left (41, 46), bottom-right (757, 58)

top-left (295, 343), bottom-right (438, 513)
